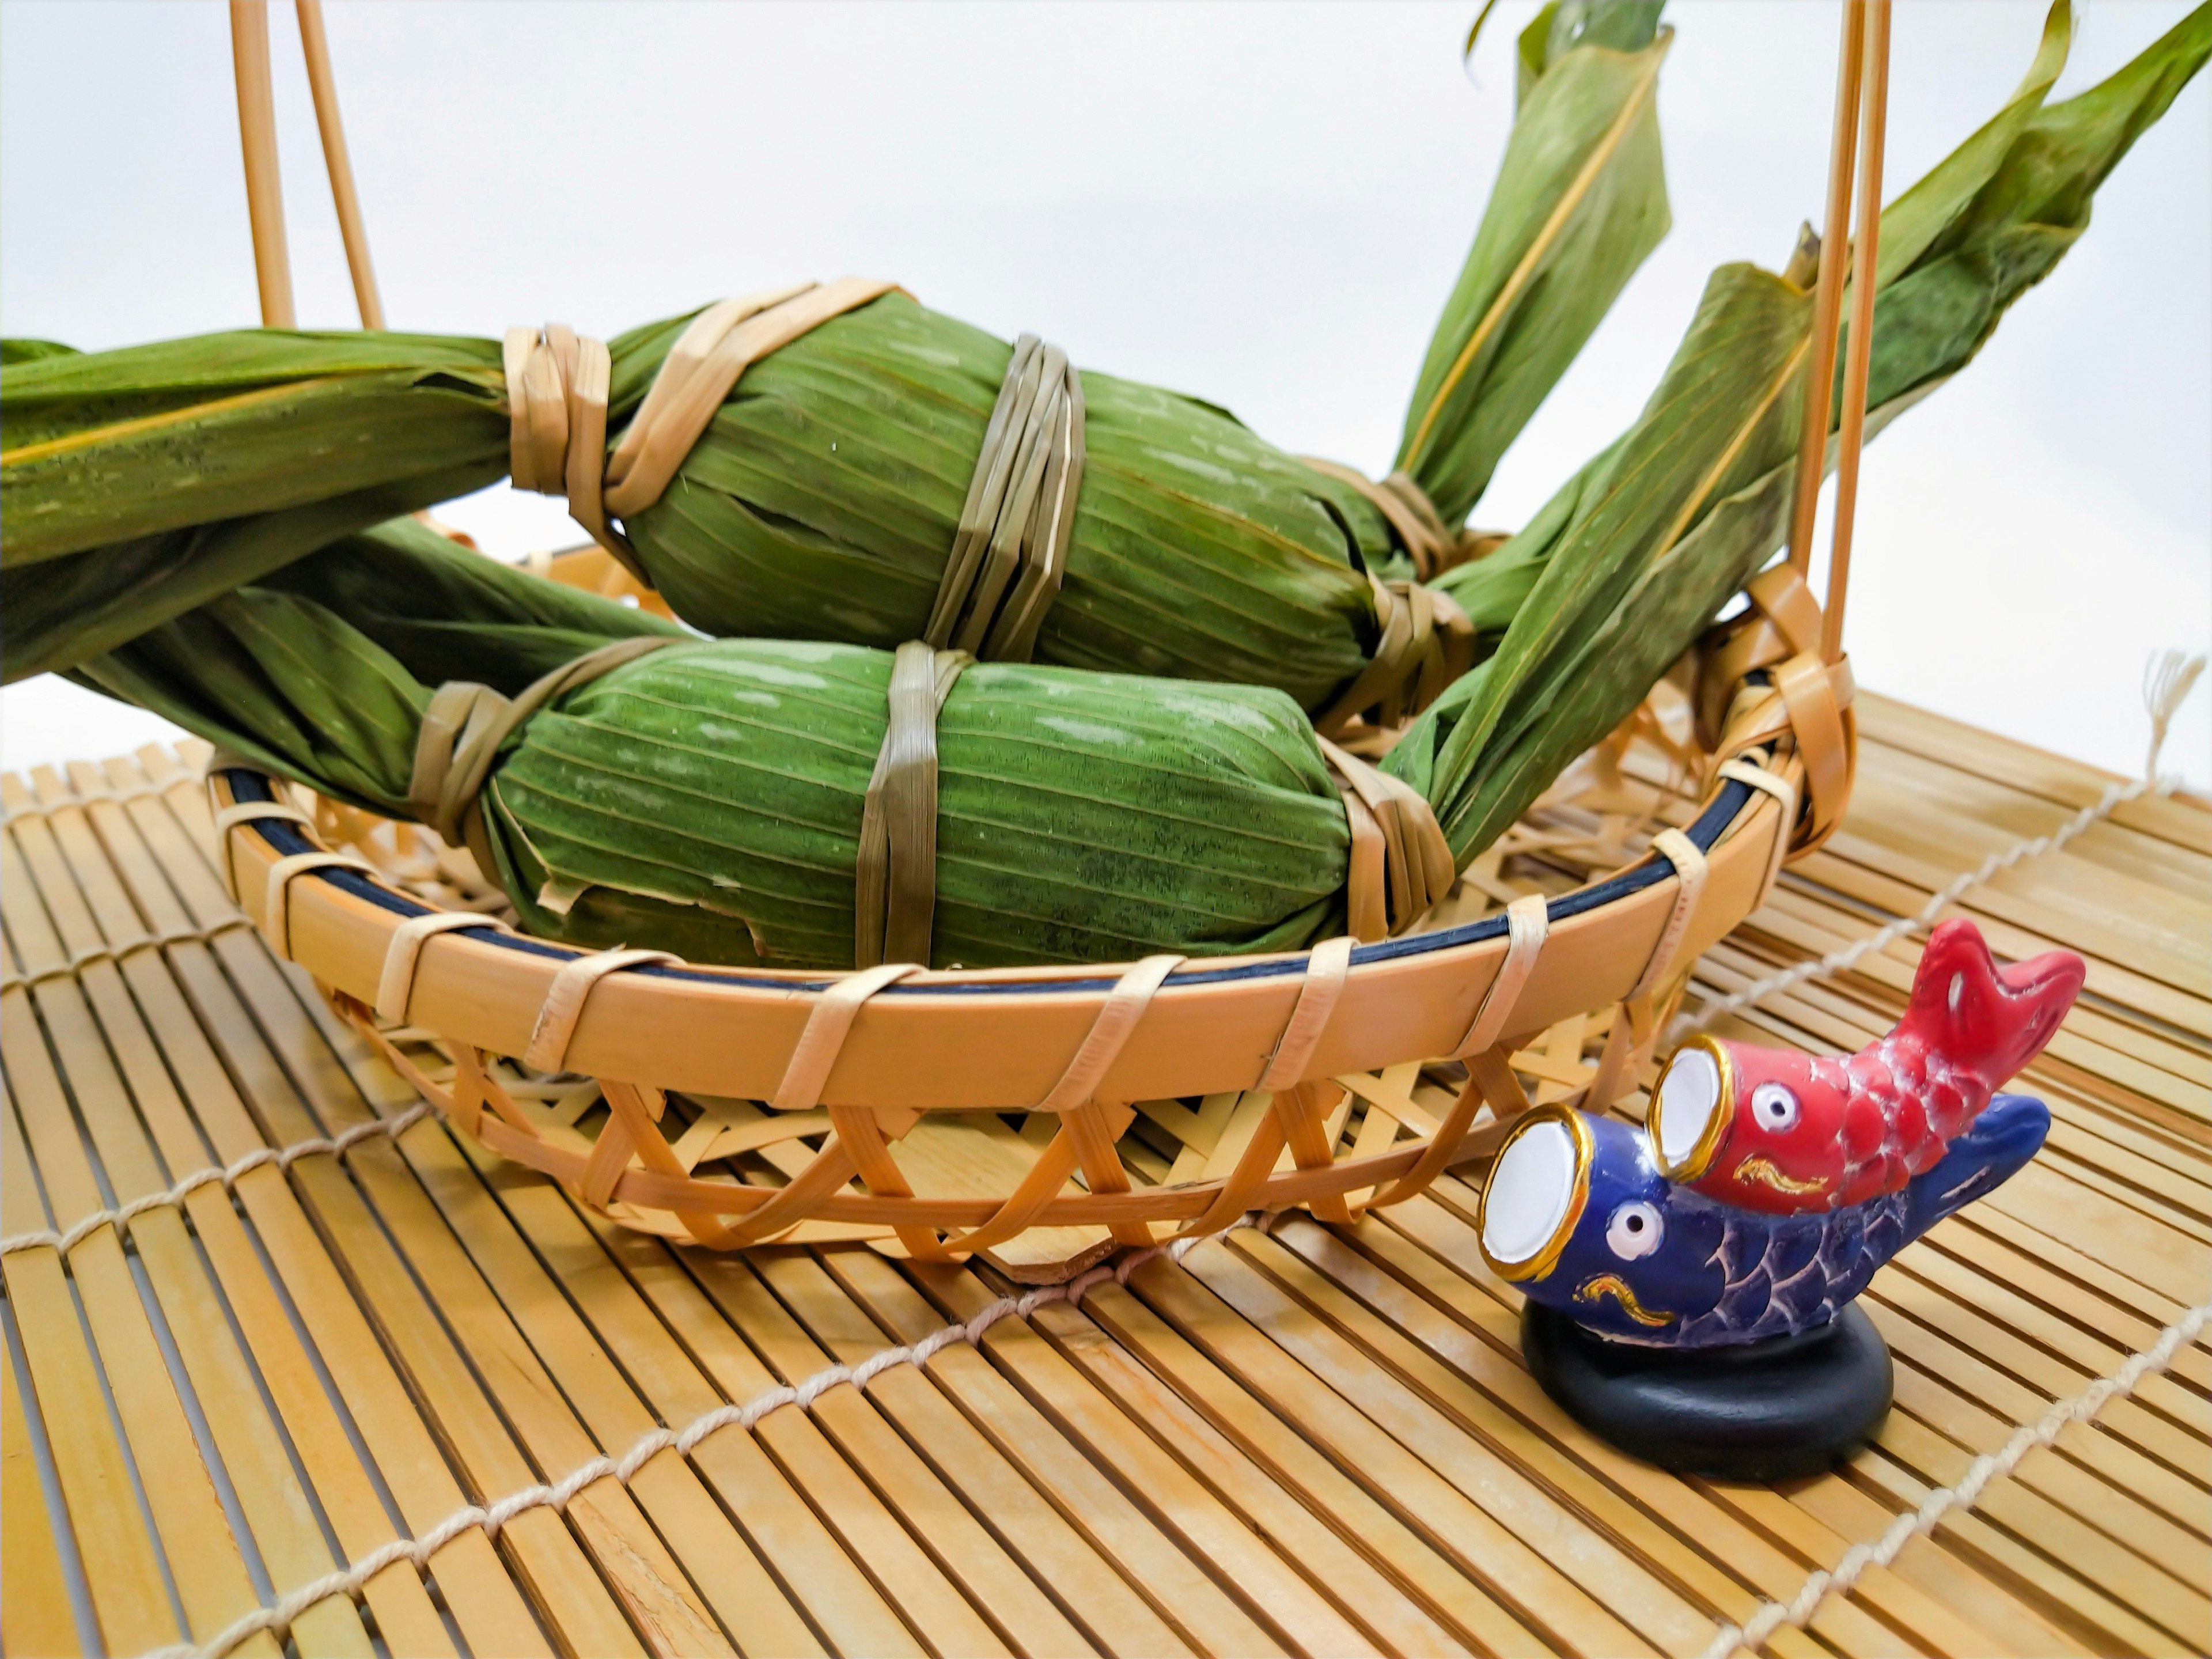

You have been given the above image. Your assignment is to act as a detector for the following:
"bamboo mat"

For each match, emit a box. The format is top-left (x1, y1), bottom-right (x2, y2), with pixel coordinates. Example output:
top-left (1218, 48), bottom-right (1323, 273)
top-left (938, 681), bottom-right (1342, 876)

top-left (2, 691), bottom-right (2206, 1659)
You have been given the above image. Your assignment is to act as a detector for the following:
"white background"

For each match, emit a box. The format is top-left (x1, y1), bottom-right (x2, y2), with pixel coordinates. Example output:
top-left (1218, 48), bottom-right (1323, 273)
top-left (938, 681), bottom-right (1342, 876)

top-left (3, 0), bottom-right (2206, 787)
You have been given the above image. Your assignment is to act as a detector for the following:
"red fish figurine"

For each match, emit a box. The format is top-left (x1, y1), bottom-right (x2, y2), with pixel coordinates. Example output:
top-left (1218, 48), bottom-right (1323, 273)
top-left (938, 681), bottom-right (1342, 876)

top-left (1648, 919), bottom-right (2084, 1213)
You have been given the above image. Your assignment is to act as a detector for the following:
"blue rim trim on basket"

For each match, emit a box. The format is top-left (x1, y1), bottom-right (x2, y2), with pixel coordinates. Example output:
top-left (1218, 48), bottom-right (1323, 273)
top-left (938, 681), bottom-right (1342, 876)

top-left (217, 768), bottom-right (1755, 997)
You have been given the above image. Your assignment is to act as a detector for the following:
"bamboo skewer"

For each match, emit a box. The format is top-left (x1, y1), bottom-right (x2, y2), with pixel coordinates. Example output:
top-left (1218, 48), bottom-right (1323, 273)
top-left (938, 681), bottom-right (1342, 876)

top-left (228, 1), bottom-right (295, 328)
top-left (295, 1), bottom-right (384, 328)
top-left (1823, 0), bottom-right (1892, 664)
top-left (1786, 0), bottom-right (1867, 578)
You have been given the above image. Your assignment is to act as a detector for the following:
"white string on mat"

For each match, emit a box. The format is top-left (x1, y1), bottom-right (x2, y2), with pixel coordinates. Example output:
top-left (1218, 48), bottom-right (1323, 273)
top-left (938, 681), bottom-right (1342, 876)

top-left (1698, 1296), bottom-right (2212, 1659)
top-left (0, 1105), bottom-right (431, 1257)
top-left (0, 917), bottom-right (256, 995)
top-left (140, 1209), bottom-right (1279, 1659)
top-left (1670, 650), bottom-right (2204, 1045)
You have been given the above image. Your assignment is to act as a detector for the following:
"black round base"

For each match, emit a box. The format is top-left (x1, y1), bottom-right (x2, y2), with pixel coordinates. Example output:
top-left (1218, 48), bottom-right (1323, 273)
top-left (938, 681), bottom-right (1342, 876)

top-left (1521, 1302), bottom-right (1893, 1482)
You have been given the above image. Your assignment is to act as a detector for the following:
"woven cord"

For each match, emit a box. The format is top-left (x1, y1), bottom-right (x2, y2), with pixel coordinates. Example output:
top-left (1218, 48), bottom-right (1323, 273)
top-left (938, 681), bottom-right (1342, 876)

top-left (136, 1209), bottom-right (1280, 1659)
top-left (1, 1105), bottom-right (432, 1258)
top-left (1697, 1297), bottom-right (2212, 1659)
top-left (0, 916), bottom-right (254, 997)
top-left (1671, 650), bottom-right (2205, 1046)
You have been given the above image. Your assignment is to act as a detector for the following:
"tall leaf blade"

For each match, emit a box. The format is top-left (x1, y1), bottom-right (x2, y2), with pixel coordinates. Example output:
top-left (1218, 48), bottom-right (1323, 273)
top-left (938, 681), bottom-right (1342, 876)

top-left (1398, 12), bottom-right (1672, 526)
top-left (1398, 0), bottom-right (2209, 862)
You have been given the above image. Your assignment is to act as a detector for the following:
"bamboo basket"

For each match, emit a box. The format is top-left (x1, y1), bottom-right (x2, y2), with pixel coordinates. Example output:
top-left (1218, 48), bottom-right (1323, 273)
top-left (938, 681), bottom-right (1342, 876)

top-left (202, 1), bottom-right (1877, 1280)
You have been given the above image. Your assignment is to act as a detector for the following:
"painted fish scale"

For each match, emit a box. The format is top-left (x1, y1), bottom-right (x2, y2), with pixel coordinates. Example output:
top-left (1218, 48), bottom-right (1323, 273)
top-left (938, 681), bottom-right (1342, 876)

top-left (1652, 919), bottom-right (2085, 1214)
top-left (1486, 1094), bottom-right (2051, 1350)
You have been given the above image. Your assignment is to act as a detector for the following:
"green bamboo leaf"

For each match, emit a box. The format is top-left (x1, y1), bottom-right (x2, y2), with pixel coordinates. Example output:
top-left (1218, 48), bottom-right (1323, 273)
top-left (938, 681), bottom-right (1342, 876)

top-left (1402, 0), bottom-right (2209, 862)
top-left (1399, 8), bottom-right (1671, 527)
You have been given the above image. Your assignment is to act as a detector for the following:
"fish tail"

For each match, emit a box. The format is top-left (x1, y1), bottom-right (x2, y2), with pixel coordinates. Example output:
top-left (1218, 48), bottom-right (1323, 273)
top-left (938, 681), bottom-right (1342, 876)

top-left (1900, 919), bottom-right (2085, 1083)
top-left (1902, 1092), bottom-right (2048, 1241)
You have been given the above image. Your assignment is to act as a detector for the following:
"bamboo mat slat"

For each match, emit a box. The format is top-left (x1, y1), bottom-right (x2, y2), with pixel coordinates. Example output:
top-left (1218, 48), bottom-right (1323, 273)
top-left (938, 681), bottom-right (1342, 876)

top-left (2, 703), bottom-right (2206, 1659)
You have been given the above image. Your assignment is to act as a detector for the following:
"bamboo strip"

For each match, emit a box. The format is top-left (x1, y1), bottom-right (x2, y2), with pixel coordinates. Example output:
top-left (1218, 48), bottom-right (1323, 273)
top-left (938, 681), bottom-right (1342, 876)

top-left (903, 1256), bottom-right (1340, 1657)
top-left (820, 1247), bottom-right (1205, 1659)
top-left (747, 1249), bottom-right (1120, 1655)
top-left (52, 763), bottom-right (463, 1654)
top-left (1070, 1267), bottom-right (1526, 1657)
top-left (1844, 1446), bottom-right (2200, 1658)
top-left (1791, 843), bottom-right (2210, 1041)
top-left (1851, 717), bottom-right (2210, 902)
top-left (1820, 0), bottom-right (1887, 660)
top-left (9, 713), bottom-right (2206, 1658)
top-left (227, 1), bottom-right (294, 327)
top-left (1872, 1310), bottom-right (2212, 1573)
top-left (899, 1259), bottom-right (1310, 1657)
top-left (1954, 1212), bottom-right (2212, 1381)
top-left (1288, 1202), bottom-right (1989, 1659)
top-left (1854, 694), bottom-right (2210, 853)
top-left (1786, 0), bottom-right (1865, 577)
top-left (1914, 1226), bottom-right (2212, 1420)
top-left (1226, 1222), bottom-right (1751, 1657)
top-left (319, 991), bottom-right (980, 1658)
top-left (751, 1248), bottom-right (1148, 1656)
top-left (1766, 1463), bottom-right (2091, 1659)
top-left (9, 779), bottom-right (378, 1656)
top-left (1377, 1175), bottom-right (2088, 1658)
top-left (1276, 1205), bottom-right (2016, 1659)
top-left (0, 936), bottom-right (281, 1654)
top-left (431, 1134), bottom-right (962, 1658)
top-left (1, 1206), bottom-right (90, 1659)
top-left (530, 1209), bottom-right (938, 1658)
top-left (1872, 1267), bottom-right (2209, 1486)
top-left (294, 0), bottom-right (384, 328)
top-left (0, 1090), bottom-right (186, 1655)
top-left (76, 760), bottom-right (561, 1655)
top-left (91, 758), bottom-right (648, 1655)
top-left (1168, 1234), bottom-right (1665, 1657)
top-left (306, 1133), bottom-right (735, 1654)
top-left (1860, 1407), bottom-right (2208, 1650)
top-left (1020, 1289), bottom-right (1419, 1657)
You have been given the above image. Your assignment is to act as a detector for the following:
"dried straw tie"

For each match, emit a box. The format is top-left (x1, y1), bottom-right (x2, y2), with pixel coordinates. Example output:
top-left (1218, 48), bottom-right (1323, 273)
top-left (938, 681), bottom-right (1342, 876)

top-left (509, 285), bottom-right (1092, 666)
top-left (925, 332), bottom-right (1086, 662)
top-left (392, 632), bottom-right (1444, 976)
top-left (406, 634), bottom-right (679, 858)
top-left (855, 641), bottom-right (972, 968)
top-left (1296, 458), bottom-right (1485, 734)
top-left (1297, 457), bottom-right (1507, 583)
top-left (503, 278), bottom-right (900, 580)
top-left (850, 647), bottom-right (1454, 970)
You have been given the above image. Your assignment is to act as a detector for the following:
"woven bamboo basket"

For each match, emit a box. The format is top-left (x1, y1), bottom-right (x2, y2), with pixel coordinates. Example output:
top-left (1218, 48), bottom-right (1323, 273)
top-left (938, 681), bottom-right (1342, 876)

top-left (203, 4), bottom-right (1875, 1280)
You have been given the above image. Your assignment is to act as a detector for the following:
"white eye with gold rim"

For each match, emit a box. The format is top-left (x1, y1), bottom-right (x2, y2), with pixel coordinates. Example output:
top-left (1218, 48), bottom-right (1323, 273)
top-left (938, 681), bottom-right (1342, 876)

top-left (1605, 1200), bottom-right (1663, 1260)
top-left (1751, 1081), bottom-right (1801, 1132)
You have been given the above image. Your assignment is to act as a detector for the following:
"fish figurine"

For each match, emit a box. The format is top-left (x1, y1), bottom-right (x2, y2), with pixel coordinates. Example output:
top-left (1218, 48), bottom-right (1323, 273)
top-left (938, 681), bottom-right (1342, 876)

top-left (1646, 919), bottom-right (2082, 1213)
top-left (1476, 1092), bottom-right (2050, 1348)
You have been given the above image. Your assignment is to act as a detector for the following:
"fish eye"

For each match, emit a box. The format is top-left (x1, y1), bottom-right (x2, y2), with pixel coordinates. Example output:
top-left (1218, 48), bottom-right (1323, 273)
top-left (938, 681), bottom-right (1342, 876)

top-left (1751, 1082), bottom-right (1801, 1132)
top-left (1605, 1200), bottom-right (1664, 1260)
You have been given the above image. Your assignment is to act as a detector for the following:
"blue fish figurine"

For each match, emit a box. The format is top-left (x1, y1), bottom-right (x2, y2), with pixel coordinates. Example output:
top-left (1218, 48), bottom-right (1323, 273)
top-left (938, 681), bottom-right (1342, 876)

top-left (1476, 1092), bottom-right (2050, 1348)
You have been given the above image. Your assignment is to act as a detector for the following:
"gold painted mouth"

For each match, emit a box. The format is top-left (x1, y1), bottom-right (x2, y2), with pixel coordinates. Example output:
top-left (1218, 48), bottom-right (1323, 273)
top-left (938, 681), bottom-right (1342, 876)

top-left (1732, 1155), bottom-right (1830, 1196)
top-left (1574, 1274), bottom-right (1673, 1327)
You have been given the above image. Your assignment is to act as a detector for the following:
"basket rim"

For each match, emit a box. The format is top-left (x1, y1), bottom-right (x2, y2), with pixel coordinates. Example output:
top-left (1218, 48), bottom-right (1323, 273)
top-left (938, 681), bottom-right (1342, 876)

top-left (217, 766), bottom-right (1755, 994)
top-left (206, 741), bottom-right (1797, 1111)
